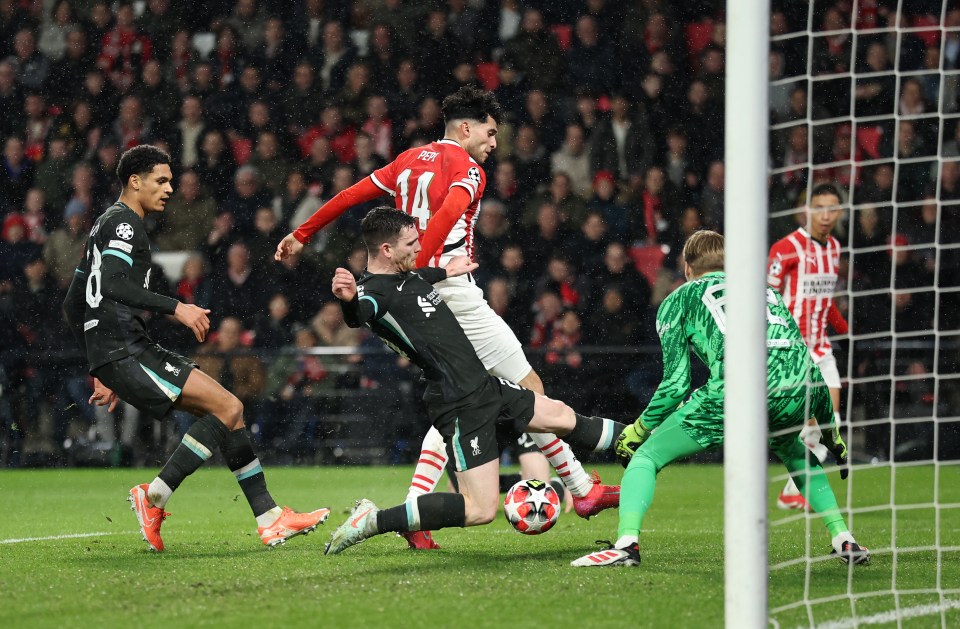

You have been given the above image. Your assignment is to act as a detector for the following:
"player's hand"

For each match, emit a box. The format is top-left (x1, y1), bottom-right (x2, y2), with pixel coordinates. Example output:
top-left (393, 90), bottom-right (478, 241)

top-left (274, 233), bottom-right (304, 262)
top-left (332, 267), bottom-right (357, 302)
top-left (443, 256), bottom-right (479, 279)
top-left (615, 421), bottom-right (651, 468)
top-left (826, 423), bottom-right (849, 480)
top-left (174, 302), bottom-right (211, 342)
top-left (88, 377), bottom-right (119, 412)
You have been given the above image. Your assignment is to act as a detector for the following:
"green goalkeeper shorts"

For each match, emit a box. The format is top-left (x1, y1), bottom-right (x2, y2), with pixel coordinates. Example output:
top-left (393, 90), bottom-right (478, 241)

top-left (674, 384), bottom-right (833, 449)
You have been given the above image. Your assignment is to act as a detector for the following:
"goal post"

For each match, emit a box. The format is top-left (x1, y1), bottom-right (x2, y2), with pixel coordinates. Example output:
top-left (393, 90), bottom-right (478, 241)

top-left (723, 1), bottom-right (771, 627)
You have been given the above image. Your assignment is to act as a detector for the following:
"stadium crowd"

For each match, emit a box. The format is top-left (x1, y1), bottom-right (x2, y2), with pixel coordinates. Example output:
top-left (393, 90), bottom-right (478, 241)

top-left (0, 0), bottom-right (955, 466)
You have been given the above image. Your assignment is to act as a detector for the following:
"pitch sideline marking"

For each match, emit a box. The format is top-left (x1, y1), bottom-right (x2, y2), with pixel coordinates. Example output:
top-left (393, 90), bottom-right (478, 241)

top-left (806, 599), bottom-right (960, 629)
top-left (0, 531), bottom-right (137, 545)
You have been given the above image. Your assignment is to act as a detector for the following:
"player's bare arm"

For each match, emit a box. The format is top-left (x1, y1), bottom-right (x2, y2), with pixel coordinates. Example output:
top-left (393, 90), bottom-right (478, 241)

top-left (439, 255), bottom-right (478, 278)
top-left (332, 267), bottom-right (358, 301)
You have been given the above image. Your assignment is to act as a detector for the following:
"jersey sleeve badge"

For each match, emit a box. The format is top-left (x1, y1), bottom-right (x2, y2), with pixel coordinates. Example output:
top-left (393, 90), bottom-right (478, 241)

top-left (116, 223), bottom-right (135, 240)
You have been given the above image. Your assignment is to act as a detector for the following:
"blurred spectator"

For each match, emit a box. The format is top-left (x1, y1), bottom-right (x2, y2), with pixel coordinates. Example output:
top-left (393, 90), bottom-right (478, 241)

top-left (112, 95), bottom-right (153, 150)
top-left (137, 0), bottom-right (179, 59)
top-left (387, 59), bottom-right (422, 129)
top-left (247, 206), bottom-right (286, 267)
top-left (512, 124), bottom-right (550, 200)
top-left (564, 211), bottom-right (610, 276)
top-left (567, 15), bottom-right (616, 96)
top-left (529, 291), bottom-right (563, 349)
top-left (352, 131), bottom-right (387, 180)
top-left (42, 200), bottom-right (88, 289)
top-left (364, 23), bottom-right (402, 94)
top-left (79, 69), bottom-right (118, 129)
top-left (133, 59), bottom-right (179, 129)
top-left (543, 310), bottom-right (584, 375)
top-left (96, 3), bottom-right (153, 93)
top-left (473, 200), bottom-right (512, 278)
top-left (0, 60), bottom-right (22, 138)
top-left (522, 89), bottom-right (563, 153)
top-left (282, 61), bottom-right (323, 136)
top-left (417, 9), bottom-right (456, 94)
top-left (255, 16), bottom-right (296, 96)
top-left (521, 202), bottom-right (571, 276)
top-left (21, 91), bottom-right (51, 161)
top-left (193, 316), bottom-right (265, 406)
top-left (248, 130), bottom-right (293, 196)
top-left (677, 79), bottom-right (723, 165)
top-left (586, 286), bottom-right (639, 346)
top-left (550, 124), bottom-right (592, 199)
top-left (40, 3), bottom-right (79, 61)
top-left (8, 28), bottom-right (51, 91)
top-left (32, 137), bottom-right (73, 214)
top-left (505, 8), bottom-right (565, 92)
top-left (487, 276), bottom-right (530, 342)
top-left (275, 169), bottom-right (313, 229)
top-left (156, 170), bottom-right (216, 252)
top-left (0, 213), bottom-right (41, 289)
top-left (175, 253), bottom-right (211, 307)
top-left (631, 165), bottom-right (680, 246)
top-left (586, 170), bottom-right (629, 243)
top-left (360, 95), bottom-right (393, 161)
top-left (170, 94), bottom-right (207, 169)
top-left (312, 301), bottom-right (359, 348)
top-left (21, 188), bottom-right (47, 244)
top-left (273, 251), bottom-right (328, 322)
top-left (487, 159), bottom-right (524, 222)
top-left (336, 63), bottom-right (374, 128)
top-left (591, 242), bottom-right (651, 317)
top-left (16, 255), bottom-right (67, 351)
top-left (534, 256), bottom-right (591, 314)
top-left (856, 163), bottom-right (895, 205)
top-left (492, 56), bottom-right (527, 124)
top-left (206, 241), bottom-right (268, 326)
top-left (253, 292), bottom-right (294, 350)
top-left (223, 165), bottom-right (272, 235)
top-left (591, 93), bottom-right (655, 183)
top-left (311, 20), bottom-right (356, 94)
top-left (855, 41), bottom-right (895, 118)
top-left (1, 136), bottom-right (35, 211)
top-left (699, 160), bottom-right (725, 232)
top-left (497, 243), bottom-right (533, 312)
top-left (524, 171), bottom-right (587, 227)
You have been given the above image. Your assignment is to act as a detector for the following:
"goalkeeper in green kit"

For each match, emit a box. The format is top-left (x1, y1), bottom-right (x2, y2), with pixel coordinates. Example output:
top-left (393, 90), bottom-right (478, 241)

top-left (571, 230), bottom-right (870, 568)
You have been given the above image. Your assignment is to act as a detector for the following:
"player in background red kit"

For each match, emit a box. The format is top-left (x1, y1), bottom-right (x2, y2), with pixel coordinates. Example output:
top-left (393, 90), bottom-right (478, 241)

top-left (275, 87), bottom-right (619, 548)
top-left (768, 183), bottom-right (849, 510)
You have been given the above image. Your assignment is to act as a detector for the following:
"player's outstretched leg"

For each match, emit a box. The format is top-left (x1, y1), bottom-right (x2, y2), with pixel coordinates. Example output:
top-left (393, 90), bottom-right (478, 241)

top-left (771, 430), bottom-right (869, 565)
top-left (398, 426), bottom-right (446, 550)
top-left (326, 460), bottom-right (500, 555)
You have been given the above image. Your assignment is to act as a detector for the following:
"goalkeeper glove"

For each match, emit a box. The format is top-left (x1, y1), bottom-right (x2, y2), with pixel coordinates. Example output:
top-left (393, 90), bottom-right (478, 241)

top-left (615, 422), bottom-right (651, 468)
top-left (826, 423), bottom-right (849, 480)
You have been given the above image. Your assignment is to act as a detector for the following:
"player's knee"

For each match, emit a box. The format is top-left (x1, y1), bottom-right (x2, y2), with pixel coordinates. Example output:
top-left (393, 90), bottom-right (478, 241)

top-left (218, 396), bottom-right (244, 429)
top-left (463, 494), bottom-right (499, 525)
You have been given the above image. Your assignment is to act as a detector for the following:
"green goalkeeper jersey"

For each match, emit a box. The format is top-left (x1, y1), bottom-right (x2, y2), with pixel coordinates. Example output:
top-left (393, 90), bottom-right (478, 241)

top-left (639, 271), bottom-right (820, 430)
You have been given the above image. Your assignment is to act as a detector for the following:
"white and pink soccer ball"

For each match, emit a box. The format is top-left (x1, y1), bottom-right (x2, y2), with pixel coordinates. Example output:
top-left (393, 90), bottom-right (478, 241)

top-left (503, 479), bottom-right (561, 535)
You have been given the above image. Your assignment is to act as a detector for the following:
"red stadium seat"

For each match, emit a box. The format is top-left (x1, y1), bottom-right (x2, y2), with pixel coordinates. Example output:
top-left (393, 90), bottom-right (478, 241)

top-left (630, 245), bottom-right (666, 287)
top-left (475, 62), bottom-right (500, 91)
top-left (551, 24), bottom-right (572, 51)
top-left (855, 126), bottom-right (883, 160)
top-left (231, 138), bottom-right (252, 165)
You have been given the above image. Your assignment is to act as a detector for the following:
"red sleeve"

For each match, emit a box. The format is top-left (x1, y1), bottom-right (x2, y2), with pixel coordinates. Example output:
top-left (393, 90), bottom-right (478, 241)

top-left (292, 177), bottom-right (385, 244)
top-left (766, 239), bottom-right (794, 290)
top-left (826, 302), bottom-right (849, 334)
top-left (415, 187), bottom-right (472, 267)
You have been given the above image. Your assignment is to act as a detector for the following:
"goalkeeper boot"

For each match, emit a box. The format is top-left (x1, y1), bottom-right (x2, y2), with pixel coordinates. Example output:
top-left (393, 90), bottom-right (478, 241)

top-left (570, 540), bottom-right (641, 567)
top-left (400, 530), bottom-right (441, 550)
top-left (325, 499), bottom-right (379, 555)
top-left (128, 483), bottom-right (169, 552)
top-left (573, 471), bottom-right (621, 519)
top-left (258, 506), bottom-right (330, 547)
top-left (831, 540), bottom-right (871, 566)
top-left (776, 492), bottom-right (810, 511)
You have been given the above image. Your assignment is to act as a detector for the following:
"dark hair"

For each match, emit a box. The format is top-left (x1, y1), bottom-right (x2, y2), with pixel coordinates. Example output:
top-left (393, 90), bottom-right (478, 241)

top-left (811, 182), bottom-right (842, 201)
top-left (441, 85), bottom-right (503, 126)
top-left (360, 206), bottom-right (416, 256)
top-left (116, 144), bottom-right (171, 187)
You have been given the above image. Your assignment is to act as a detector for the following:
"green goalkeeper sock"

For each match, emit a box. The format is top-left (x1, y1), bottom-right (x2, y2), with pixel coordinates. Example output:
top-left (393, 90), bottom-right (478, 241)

top-left (617, 453), bottom-right (657, 539)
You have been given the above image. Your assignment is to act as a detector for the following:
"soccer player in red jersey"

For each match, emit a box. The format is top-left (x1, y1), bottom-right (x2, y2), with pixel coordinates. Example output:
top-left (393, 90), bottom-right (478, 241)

top-left (768, 183), bottom-right (850, 510)
top-left (275, 87), bottom-right (619, 547)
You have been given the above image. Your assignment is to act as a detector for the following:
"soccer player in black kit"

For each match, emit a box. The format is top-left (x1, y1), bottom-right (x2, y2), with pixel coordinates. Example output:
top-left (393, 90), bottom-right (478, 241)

top-left (325, 207), bottom-right (626, 554)
top-left (63, 145), bottom-right (329, 551)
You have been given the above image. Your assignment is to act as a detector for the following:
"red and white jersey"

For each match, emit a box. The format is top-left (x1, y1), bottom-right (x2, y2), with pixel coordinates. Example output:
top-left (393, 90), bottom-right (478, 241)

top-left (370, 139), bottom-right (486, 267)
top-left (767, 228), bottom-right (842, 362)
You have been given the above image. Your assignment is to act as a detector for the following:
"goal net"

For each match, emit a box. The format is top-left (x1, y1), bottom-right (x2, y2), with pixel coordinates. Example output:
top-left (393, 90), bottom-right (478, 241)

top-left (765, 2), bottom-right (960, 626)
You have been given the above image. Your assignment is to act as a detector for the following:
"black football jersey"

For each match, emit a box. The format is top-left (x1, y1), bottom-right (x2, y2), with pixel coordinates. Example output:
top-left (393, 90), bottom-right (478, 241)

top-left (342, 268), bottom-right (487, 402)
top-left (64, 202), bottom-right (178, 370)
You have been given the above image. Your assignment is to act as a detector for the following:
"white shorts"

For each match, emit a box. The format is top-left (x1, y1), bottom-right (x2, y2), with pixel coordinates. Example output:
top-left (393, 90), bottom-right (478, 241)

top-left (815, 352), bottom-right (841, 389)
top-left (435, 273), bottom-right (531, 383)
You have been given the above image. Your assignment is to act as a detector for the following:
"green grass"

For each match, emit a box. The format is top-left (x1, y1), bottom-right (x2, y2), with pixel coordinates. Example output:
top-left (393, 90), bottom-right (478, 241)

top-left (1, 464), bottom-right (957, 628)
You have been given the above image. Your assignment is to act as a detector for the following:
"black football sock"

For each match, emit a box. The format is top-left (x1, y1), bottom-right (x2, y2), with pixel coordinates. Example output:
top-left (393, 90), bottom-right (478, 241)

top-left (564, 414), bottom-right (627, 452)
top-left (221, 428), bottom-right (278, 518)
top-left (499, 473), bottom-right (522, 493)
top-left (376, 493), bottom-right (467, 533)
top-left (157, 414), bottom-right (229, 491)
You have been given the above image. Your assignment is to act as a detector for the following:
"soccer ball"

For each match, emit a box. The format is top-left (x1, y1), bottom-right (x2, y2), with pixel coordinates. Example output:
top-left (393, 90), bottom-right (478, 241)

top-left (503, 479), bottom-right (561, 535)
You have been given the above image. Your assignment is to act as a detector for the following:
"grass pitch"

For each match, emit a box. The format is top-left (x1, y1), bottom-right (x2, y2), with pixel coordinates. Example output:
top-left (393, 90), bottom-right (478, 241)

top-left (1, 464), bottom-right (957, 628)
